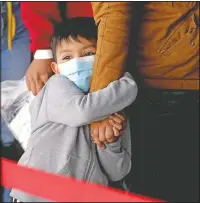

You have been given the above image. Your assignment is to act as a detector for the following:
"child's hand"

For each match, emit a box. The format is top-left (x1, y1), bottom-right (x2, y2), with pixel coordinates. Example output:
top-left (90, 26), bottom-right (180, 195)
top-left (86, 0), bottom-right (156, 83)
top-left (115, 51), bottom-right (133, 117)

top-left (109, 113), bottom-right (127, 137)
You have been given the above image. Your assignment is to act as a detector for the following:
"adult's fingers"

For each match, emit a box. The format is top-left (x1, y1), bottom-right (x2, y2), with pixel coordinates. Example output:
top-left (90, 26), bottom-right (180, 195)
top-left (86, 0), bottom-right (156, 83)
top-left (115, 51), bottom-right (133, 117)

top-left (35, 78), bottom-right (44, 95)
top-left (98, 126), bottom-right (106, 143)
top-left (113, 127), bottom-right (120, 137)
top-left (94, 136), bottom-right (105, 149)
top-left (91, 127), bottom-right (105, 149)
top-left (29, 76), bottom-right (37, 96)
top-left (25, 75), bottom-right (31, 91)
top-left (105, 126), bottom-right (115, 143)
top-left (106, 136), bottom-right (116, 143)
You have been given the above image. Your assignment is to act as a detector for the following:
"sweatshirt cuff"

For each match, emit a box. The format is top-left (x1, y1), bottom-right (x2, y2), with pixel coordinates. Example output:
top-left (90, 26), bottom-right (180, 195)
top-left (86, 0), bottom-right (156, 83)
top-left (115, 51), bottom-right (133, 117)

top-left (34, 49), bottom-right (53, 59)
top-left (105, 137), bottom-right (122, 148)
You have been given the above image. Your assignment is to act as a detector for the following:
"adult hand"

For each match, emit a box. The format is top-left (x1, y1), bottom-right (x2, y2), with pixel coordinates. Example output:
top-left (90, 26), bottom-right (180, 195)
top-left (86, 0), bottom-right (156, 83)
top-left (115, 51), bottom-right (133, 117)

top-left (91, 118), bottom-right (114, 149)
top-left (90, 113), bottom-right (126, 149)
top-left (26, 59), bottom-right (54, 95)
top-left (109, 113), bottom-right (127, 136)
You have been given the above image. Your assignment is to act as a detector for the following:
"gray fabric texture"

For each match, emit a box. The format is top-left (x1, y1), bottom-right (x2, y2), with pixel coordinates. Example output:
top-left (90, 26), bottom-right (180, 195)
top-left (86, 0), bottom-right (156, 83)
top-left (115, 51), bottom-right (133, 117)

top-left (11, 72), bottom-right (137, 202)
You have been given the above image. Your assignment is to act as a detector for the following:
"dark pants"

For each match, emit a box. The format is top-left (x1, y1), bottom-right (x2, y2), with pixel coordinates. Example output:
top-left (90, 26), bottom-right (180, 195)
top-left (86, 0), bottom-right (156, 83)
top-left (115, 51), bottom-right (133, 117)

top-left (127, 89), bottom-right (199, 202)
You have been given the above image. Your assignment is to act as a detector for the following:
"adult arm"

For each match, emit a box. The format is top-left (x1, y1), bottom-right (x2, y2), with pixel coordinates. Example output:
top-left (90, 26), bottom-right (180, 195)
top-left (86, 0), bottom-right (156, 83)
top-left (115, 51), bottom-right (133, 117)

top-left (90, 2), bottom-right (132, 91)
top-left (46, 73), bottom-right (137, 127)
top-left (20, 2), bottom-right (60, 95)
top-left (90, 2), bottom-right (132, 146)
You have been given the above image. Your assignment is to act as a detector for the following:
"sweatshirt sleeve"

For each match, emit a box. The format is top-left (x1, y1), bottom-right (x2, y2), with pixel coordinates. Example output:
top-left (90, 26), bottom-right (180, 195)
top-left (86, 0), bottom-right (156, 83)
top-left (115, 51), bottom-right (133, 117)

top-left (45, 73), bottom-right (137, 127)
top-left (96, 120), bottom-right (131, 181)
top-left (20, 2), bottom-right (61, 53)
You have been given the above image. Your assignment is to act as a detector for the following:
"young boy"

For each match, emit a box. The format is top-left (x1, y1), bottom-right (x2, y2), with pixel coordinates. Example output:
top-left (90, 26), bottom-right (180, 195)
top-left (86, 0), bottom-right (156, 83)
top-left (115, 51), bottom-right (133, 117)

top-left (10, 18), bottom-right (138, 202)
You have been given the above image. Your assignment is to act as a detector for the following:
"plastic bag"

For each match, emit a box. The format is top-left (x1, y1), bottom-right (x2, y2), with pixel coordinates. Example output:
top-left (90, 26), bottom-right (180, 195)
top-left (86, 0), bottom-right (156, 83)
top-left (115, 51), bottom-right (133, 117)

top-left (1, 77), bottom-right (35, 149)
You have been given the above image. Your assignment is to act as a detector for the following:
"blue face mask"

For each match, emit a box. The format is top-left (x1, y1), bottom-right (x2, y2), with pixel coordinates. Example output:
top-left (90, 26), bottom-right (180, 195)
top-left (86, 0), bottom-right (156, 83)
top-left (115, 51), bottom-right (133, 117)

top-left (58, 56), bottom-right (94, 93)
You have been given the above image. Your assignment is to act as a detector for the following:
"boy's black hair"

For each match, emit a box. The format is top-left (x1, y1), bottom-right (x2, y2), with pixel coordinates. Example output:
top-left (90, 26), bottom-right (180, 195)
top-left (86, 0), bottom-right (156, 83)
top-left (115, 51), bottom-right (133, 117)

top-left (51, 17), bottom-right (97, 61)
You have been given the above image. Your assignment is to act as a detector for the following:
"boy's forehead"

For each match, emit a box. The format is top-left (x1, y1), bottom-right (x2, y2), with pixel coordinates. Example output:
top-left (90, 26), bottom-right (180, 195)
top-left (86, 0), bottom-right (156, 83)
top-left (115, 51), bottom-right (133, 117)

top-left (56, 36), bottom-right (96, 53)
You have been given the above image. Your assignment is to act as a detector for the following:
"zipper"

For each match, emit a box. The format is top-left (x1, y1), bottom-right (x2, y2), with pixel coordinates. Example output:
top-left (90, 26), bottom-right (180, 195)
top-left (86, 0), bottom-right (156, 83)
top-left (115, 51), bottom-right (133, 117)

top-left (84, 137), bottom-right (95, 181)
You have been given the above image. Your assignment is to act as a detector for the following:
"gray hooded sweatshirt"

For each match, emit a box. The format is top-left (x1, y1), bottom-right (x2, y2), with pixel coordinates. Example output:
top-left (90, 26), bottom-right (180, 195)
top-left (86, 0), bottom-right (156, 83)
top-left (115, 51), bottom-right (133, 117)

top-left (11, 72), bottom-right (137, 202)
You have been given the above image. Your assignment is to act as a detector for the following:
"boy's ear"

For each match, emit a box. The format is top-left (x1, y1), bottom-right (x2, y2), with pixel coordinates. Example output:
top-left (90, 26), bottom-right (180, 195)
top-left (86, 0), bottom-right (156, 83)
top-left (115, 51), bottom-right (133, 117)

top-left (51, 62), bottom-right (60, 74)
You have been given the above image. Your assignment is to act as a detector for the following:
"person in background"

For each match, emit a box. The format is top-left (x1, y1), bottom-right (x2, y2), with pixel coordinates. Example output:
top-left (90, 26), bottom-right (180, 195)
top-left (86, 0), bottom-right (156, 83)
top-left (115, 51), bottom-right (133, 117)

top-left (86, 3), bottom-right (199, 202)
top-left (1, 2), bottom-right (31, 202)
top-left (125, 2), bottom-right (199, 202)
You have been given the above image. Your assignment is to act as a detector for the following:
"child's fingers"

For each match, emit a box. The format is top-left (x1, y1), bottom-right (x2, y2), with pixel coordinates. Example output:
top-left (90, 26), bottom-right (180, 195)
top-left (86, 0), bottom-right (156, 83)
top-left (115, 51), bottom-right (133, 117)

top-left (113, 127), bottom-right (120, 137)
top-left (109, 119), bottom-right (123, 131)
top-left (114, 113), bottom-right (125, 121)
top-left (109, 115), bottom-right (123, 124)
top-left (114, 113), bottom-right (127, 130)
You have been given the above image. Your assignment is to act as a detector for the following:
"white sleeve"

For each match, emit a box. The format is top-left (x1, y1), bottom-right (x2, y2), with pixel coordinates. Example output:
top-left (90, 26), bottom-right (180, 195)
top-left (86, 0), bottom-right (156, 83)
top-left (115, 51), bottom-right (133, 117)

top-left (34, 49), bottom-right (53, 59)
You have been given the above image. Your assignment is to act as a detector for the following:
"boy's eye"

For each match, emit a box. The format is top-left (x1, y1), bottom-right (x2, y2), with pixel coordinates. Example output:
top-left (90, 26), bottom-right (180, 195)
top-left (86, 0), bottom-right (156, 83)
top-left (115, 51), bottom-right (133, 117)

top-left (62, 56), bottom-right (72, 60)
top-left (84, 52), bottom-right (95, 57)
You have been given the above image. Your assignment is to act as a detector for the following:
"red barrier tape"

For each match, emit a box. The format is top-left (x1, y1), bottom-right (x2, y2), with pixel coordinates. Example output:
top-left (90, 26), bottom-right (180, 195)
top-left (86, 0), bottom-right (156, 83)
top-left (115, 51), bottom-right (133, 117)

top-left (1, 158), bottom-right (165, 202)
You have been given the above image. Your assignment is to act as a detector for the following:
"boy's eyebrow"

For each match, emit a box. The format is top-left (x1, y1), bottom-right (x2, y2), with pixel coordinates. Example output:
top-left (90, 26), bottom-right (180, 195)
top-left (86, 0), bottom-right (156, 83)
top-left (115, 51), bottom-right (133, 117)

top-left (82, 44), bottom-right (96, 49)
top-left (59, 49), bottom-right (72, 54)
top-left (59, 44), bottom-right (96, 54)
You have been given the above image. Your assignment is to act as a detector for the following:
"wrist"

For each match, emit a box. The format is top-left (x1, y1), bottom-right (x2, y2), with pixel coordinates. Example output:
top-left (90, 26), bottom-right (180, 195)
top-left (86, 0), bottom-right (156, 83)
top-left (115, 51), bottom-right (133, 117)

top-left (34, 49), bottom-right (53, 59)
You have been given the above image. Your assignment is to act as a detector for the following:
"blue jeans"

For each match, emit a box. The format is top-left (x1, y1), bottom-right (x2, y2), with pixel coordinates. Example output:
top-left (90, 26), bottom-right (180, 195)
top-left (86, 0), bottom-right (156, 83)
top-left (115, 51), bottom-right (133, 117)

top-left (1, 2), bottom-right (30, 202)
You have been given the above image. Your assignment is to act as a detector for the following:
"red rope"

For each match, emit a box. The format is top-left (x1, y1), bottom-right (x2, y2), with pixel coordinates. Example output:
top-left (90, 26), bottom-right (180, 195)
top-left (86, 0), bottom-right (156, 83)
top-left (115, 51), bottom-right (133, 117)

top-left (1, 158), bottom-right (165, 202)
